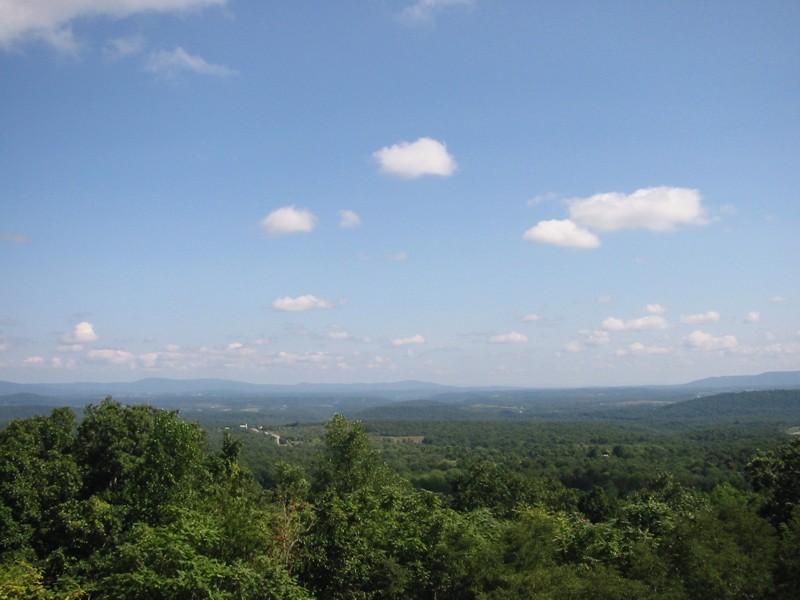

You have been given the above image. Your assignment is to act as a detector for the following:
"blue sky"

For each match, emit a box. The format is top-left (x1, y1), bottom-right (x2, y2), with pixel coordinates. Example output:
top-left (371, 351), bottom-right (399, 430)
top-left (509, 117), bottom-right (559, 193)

top-left (1, 0), bottom-right (799, 386)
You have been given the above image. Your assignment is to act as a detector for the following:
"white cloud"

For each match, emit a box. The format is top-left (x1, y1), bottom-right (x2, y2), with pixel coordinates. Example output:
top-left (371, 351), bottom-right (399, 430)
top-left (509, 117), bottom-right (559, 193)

top-left (271, 351), bottom-right (336, 365)
top-left (771, 296), bottom-right (787, 303)
top-left (522, 219), bottom-right (601, 249)
top-left (271, 295), bottom-right (332, 312)
top-left (0, 0), bottom-right (226, 51)
top-left (489, 331), bottom-right (528, 344)
top-left (104, 34), bottom-right (146, 60)
top-left (260, 206), bottom-right (317, 236)
top-left (373, 137), bottom-right (457, 178)
top-left (392, 334), bottom-right (426, 346)
top-left (525, 187), bottom-right (709, 249)
top-left (645, 304), bottom-right (667, 315)
top-left (522, 313), bottom-right (541, 322)
top-left (50, 357), bottom-right (77, 369)
top-left (627, 342), bottom-right (670, 355)
top-left (339, 209), bottom-right (361, 229)
top-left (569, 187), bottom-right (708, 232)
top-left (145, 47), bottom-right (236, 78)
top-left (328, 330), bottom-right (350, 341)
top-left (602, 315), bottom-right (670, 331)
top-left (684, 330), bottom-right (739, 351)
top-left (580, 329), bottom-right (610, 346)
top-left (62, 321), bottom-right (99, 344)
top-left (680, 310), bottom-right (721, 324)
top-left (87, 348), bottom-right (138, 365)
top-left (744, 311), bottom-right (761, 323)
top-left (400, 0), bottom-right (473, 23)
top-left (390, 252), bottom-right (410, 262)
top-left (57, 344), bottom-right (84, 353)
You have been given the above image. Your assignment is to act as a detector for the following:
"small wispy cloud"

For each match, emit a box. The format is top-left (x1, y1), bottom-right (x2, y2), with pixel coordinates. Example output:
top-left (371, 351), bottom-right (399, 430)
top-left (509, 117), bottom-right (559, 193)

top-left (87, 348), bottom-right (138, 366)
top-left (392, 334), bottom-right (426, 347)
top-left (260, 206), bottom-right (317, 236)
top-left (680, 310), bottom-right (721, 324)
top-left (104, 34), bottom-right (146, 60)
top-left (602, 315), bottom-right (670, 331)
top-left (145, 47), bottom-right (236, 78)
top-left (339, 209), bottom-right (362, 229)
top-left (399, 0), bottom-right (473, 23)
top-left (522, 313), bottom-right (541, 322)
top-left (490, 331), bottom-right (528, 344)
top-left (373, 137), bottom-right (457, 179)
top-left (271, 295), bottom-right (332, 312)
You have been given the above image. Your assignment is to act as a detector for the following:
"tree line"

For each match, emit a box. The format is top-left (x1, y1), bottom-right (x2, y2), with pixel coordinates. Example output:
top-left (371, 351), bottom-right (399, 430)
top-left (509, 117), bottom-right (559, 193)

top-left (1, 398), bottom-right (799, 598)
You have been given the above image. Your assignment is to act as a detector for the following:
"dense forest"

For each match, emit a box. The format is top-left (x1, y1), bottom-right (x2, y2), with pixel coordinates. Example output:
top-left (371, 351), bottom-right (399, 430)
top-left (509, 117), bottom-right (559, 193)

top-left (2, 395), bottom-right (800, 599)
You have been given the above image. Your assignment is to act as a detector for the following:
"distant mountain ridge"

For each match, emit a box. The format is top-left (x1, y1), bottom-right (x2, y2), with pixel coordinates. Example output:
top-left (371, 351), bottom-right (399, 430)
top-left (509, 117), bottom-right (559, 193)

top-left (684, 371), bottom-right (800, 389)
top-left (1, 371), bottom-right (798, 401)
top-left (0, 377), bottom-right (460, 399)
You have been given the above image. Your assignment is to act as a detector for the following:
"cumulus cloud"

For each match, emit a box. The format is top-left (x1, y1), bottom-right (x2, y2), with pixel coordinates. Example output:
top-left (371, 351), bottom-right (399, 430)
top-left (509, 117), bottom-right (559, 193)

top-left (339, 209), bottom-right (362, 229)
top-left (62, 321), bottom-right (99, 344)
top-left (602, 315), bottom-right (670, 331)
top-left (684, 330), bottom-right (739, 351)
top-left (522, 313), bottom-right (541, 322)
top-left (0, 0), bottom-right (226, 51)
top-left (490, 331), bottom-right (528, 344)
top-left (524, 187), bottom-right (708, 249)
top-left (645, 304), bottom-right (667, 315)
top-left (373, 137), bottom-right (457, 178)
top-left (399, 0), bottom-right (473, 23)
top-left (23, 356), bottom-right (45, 366)
top-left (260, 206), bottom-right (317, 236)
top-left (522, 219), bottom-right (601, 249)
top-left (392, 334), bottom-right (426, 346)
top-left (271, 295), bottom-right (332, 312)
top-left (569, 187), bottom-right (708, 232)
top-left (744, 311), bottom-right (761, 323)
top-left (145, 47), bottom-right (236, 78)
top-left (680, 310), bottom-right (721, 324)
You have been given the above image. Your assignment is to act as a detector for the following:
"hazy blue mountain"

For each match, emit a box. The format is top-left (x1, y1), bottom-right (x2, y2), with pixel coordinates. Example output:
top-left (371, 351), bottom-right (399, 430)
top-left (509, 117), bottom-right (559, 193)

top-left (1, 371), bottom-right (798, 407)
top-left (0, 378), bottom-right (459, 399)
top-left (684, 371), bottom-right (800, 390)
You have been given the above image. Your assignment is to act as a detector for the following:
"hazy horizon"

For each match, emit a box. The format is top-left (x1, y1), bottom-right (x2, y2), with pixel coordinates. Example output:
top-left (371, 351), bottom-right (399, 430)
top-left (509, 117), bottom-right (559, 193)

top-left (2, 1), bottom-right (799, 387)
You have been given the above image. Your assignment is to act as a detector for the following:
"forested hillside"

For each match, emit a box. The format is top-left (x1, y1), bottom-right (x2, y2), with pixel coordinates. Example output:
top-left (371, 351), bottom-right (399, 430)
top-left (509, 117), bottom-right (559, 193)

top-left (2, 398), bottom-right (800, 598)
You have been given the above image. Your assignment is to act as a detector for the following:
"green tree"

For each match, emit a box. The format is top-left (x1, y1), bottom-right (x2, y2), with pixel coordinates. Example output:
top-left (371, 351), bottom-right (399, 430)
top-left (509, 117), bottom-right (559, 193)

top-left (0, 408), bottom-right (80, 559)
top-left (748, 437), bottom-right (800, 526)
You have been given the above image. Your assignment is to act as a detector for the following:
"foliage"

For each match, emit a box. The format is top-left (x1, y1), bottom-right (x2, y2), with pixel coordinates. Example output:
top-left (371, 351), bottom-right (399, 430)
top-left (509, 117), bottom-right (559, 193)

top-left (1, 401), bottom-right (799, 598)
